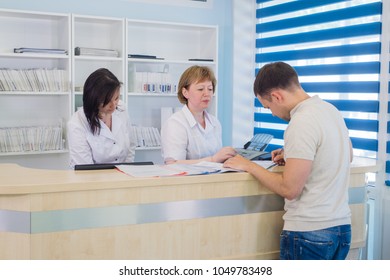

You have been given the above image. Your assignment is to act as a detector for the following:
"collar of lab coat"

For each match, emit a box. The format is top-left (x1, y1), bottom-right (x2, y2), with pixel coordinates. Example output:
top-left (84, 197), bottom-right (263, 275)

top-left (182, 104), bottom-right (217, 129)
top-left (98, 112), bottom-right (123, 140)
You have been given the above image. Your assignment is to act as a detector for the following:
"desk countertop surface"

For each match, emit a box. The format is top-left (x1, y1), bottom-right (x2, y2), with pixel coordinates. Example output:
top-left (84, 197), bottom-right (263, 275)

top-left (0, 157), bottom-right (382, 195)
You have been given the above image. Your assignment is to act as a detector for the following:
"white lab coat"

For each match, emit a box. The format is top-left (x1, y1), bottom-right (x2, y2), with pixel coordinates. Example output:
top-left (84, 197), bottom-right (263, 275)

top-left (67, 103), bottom-right (135, 168)
top-left (160, 105), bottom-right (222, 162)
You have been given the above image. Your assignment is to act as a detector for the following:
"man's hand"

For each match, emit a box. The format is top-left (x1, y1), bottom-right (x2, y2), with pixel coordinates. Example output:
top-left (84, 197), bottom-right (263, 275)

top-left (271, 148), bottom-right (285, 166)
top-left (223, 154), bottom-right (252, 171)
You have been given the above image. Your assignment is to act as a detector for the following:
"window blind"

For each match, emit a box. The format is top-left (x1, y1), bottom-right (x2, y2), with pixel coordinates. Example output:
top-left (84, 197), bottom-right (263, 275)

top-left (387, 91), bottom-right (390, 186)
top-left (255, 0), bottom-right (382, 158)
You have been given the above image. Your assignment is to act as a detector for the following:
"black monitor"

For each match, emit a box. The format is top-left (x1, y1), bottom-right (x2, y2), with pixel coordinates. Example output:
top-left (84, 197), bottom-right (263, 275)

top-left (74, 161), bottom-right (154, 171)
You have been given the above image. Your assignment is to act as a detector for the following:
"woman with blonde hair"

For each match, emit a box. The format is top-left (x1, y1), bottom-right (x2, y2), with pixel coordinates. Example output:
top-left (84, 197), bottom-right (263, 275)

top-left (161, 65), bottom-right (236, 164)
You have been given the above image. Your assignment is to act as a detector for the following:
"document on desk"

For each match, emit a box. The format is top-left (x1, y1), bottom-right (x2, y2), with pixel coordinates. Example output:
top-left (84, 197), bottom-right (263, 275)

top-left (252, 160), bottom-right (278, 170)
top-left (116, 161), bottom-right (240, 178)
top-left (193, 161), bottom-right (241, 173)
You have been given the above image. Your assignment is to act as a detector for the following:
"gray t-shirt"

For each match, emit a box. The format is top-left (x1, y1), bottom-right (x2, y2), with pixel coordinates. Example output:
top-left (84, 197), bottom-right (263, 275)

top-left (283, 95), bottom-right (351, 231)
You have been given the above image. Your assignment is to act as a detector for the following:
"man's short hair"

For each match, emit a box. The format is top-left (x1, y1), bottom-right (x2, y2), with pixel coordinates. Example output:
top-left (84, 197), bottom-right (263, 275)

top-left (253, 62), bottom-right (300, 99)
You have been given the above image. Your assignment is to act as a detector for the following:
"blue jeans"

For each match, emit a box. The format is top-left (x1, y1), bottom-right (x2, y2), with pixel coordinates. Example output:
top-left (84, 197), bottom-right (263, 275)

top-left (279, 224), bottom-right (351, 260)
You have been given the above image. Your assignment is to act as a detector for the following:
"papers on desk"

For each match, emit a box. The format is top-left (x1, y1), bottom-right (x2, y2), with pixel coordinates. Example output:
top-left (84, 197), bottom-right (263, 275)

top-left (116, 161), bottom-right (240, 178)
top-left (253, 160), bottom-right (278, 170)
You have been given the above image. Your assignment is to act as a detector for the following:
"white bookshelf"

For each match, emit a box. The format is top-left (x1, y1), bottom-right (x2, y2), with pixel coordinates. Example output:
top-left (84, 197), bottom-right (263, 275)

top-left (0, 9), bottom-right (218, 167)
top-left (71, 14), bottom-right (125, 111)
top-left (0, 9), bottom-right (71, 169)
top-left (126, 19), bottom-right (218, 163)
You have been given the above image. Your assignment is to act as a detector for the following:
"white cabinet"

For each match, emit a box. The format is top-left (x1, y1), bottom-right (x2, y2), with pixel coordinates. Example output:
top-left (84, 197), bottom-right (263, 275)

top-left (126, 20), bottom-right (218, 163)
top-left (71, 14), bottom-right (125, 111)
top-left (0, 9), bottom-right (71, 169)
top-left (0, 9), bottom-right (218, 167)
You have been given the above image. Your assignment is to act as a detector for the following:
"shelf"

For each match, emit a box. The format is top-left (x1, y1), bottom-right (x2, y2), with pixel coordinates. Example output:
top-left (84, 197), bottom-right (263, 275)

top-left (126, 19), bottom-right (217, 64)
top-left (0, 91), bottom-right (70, 96)
top-left (0, 8), bottom-right (71, 167)
top-left (135, 146), bottom-right (161, 151)
top-left (0, 53), bottom-right (69, 59)
top-left (0, 8), bottom-right (69, 20)
top-left (0, 149), bottom-right (68, 157)
top-left (126, 18), bottom-right (217, 154)
top-left (74, 55), bottom-right (123, 61)
top-left (127, 92), bottom-right (177, 97)
top-left (128, 58), bottom-right (215, 65)
top-left (72, 14), bottom-right (125, 112)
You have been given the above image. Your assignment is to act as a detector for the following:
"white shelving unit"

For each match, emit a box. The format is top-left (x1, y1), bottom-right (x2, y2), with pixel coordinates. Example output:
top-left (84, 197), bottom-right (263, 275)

top-left (71, 14), bottom-right (125, 111)
top-left (126, 19), bottom-right (218, 163)
top-left (0, 9), bottom-right (71, 169)
top-left (0, 9), bottom-right (218, 167)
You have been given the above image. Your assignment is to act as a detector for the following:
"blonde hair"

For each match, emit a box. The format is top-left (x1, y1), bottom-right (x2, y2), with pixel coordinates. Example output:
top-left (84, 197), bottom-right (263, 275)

top-left (177, 65), bottom-right (217, 104)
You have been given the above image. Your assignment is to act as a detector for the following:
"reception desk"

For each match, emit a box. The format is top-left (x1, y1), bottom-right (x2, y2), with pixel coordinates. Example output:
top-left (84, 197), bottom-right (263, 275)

top-left (0, 157), bottom-right (381, 259)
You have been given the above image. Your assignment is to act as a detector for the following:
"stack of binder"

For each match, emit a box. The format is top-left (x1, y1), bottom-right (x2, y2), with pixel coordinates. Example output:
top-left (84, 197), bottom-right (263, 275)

top-left (74, 47), bottom-right (119, 57)
top-left (14, 47), bottom-right (67, 54)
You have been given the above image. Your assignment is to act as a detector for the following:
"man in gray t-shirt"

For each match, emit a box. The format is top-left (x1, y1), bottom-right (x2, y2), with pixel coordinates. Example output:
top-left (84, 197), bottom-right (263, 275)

top-left (224, 62), bottom-right (352, 260)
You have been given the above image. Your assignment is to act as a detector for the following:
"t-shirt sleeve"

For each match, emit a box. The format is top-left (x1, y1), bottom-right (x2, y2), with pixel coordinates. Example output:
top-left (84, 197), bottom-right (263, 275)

top-left (284, 114), bottom-right (319, 161)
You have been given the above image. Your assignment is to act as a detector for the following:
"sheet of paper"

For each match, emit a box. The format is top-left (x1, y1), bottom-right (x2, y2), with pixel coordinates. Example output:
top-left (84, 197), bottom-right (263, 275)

top-left (252, 160), bottom-right (278, 169)
top-left (116, 161), bottom-right (241, 178)
top-left (167, 163), bottom-right (220, 175)
top-left (192, 161), bottom-right (241, 173)
top-left (116, 164), bottom-right (186, 177)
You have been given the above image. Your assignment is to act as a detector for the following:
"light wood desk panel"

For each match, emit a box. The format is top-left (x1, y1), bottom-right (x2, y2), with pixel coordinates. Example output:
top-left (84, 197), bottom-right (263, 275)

top-left (0, 157), bottom-right (381, 259)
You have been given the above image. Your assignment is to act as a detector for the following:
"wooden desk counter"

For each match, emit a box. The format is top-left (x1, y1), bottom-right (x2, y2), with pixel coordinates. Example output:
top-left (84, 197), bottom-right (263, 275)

top-left (0, 157), bottom-right (381, 259)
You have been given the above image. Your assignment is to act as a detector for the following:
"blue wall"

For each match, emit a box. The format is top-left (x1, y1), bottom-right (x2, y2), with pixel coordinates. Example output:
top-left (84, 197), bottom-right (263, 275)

top-left (0, 0), bottom-right (233, 145)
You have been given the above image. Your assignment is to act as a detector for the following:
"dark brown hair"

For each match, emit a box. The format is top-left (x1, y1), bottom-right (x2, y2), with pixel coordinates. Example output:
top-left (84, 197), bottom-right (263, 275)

top-left (83, 68), bottom-right (121, 134)
top-left (253, 62), bottom-right (300, 99)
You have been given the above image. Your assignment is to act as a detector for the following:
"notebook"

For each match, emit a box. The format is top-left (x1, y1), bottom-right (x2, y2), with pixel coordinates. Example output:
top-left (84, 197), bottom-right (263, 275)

top-left (74, 161), bottom-right (154, 170)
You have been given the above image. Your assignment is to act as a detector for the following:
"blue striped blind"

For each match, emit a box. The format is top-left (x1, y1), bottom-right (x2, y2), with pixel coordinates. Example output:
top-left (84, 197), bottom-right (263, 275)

top-left (255, 0), bottom-right (382, 156)
top-left (386, 82), bottom-right (390, 186)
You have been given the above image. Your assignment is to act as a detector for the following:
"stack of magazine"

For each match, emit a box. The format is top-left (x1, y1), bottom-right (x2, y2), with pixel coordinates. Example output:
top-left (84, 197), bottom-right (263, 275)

top-left (0, 68), bottom-right (69, 92)
top-left (75, 47), bottom-right (119, 57)
top-left (0, 125), bottom-right (64, 153)
top-left (131, 126), bottom-right (161, 148)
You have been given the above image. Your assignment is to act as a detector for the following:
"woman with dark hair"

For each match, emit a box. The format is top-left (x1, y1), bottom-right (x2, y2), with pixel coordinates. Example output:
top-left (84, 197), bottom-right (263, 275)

top-left (67, 68), bottom-right (135, 168)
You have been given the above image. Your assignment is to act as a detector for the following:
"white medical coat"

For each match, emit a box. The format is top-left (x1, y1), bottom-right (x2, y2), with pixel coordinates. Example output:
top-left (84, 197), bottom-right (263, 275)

top-left (67, 104), bottom-right (135, 168)
top-left (160, 105), bottom-right (222, 162)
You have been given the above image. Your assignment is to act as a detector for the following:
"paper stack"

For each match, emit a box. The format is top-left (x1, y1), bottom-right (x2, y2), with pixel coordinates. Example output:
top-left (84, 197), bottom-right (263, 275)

top-left (0, 125), bottom-right (64, 153)
top-left (0, 68), bottom-right (69, 92)
top-left (131, 126), bottom-right (161, 148)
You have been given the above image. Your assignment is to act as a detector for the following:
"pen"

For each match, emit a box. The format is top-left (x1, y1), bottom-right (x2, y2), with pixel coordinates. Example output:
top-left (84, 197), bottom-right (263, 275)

top-left (266, 163), bottom-right (278, 170)
top-left (268, 148), bottom-right (284, 170)
top-left (274, 147), bottom-right (284, 158)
